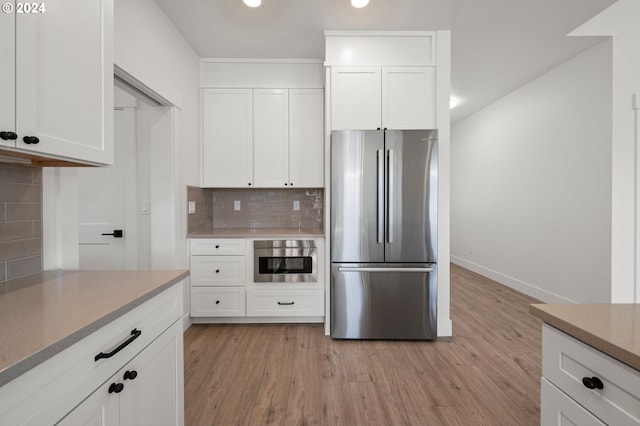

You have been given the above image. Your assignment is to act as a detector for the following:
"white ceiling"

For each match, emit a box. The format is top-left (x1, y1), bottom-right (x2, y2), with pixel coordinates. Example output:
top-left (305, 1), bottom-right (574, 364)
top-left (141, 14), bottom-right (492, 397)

top-left (154, 0), bottom-right (615, 122)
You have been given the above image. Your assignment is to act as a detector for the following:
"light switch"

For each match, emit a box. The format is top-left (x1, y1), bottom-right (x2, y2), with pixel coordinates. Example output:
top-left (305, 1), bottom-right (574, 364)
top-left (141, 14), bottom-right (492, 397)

top-left (234, 200), bottom-right (241, 211)
top-left (293, 200), bottom-right (300, 211)
top-left (188, 201), bottom-right (196, 214)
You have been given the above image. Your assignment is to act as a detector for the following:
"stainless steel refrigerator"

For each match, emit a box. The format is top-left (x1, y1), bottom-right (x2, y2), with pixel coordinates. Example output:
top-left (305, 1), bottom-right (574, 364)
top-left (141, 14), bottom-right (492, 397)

top-left (330, 129), bottom-right (438, 340)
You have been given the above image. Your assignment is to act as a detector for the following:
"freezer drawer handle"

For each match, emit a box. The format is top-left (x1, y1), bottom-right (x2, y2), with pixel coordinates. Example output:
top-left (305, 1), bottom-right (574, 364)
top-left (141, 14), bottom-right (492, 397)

top-left (338, 267), bottom-right (434, 273)
top-left (277, 301), bottom-right (295, 306)
top-left (95, 328), bottom-right (142, 361)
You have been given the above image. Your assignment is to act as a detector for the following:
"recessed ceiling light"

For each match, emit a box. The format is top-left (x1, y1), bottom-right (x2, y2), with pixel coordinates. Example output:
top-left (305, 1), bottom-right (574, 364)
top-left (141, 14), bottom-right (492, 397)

top-left (351, 0), bottom-right (369, 8)
top-left (243, 0), bottom-right (261, 7)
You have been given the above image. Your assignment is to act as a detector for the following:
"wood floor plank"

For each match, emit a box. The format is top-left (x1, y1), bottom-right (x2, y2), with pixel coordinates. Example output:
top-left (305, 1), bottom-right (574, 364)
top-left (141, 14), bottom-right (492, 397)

top-left (184, 263), bottom-right (542, 425)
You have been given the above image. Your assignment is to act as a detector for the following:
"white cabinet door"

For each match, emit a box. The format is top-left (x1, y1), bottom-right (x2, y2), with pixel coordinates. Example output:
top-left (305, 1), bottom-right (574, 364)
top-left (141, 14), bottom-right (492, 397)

top-left (61, 321), bottom-right (184, 426)
top-left (289, 89), bottom-right (324, 187)
top-left (382, 67), bottom-right (436, 129)
top-left (57, 385), bottom-right (119, 426)
top-left (202, 88), bottom-right (253, 187)
top-left (330, 67), bottom-right (381, 130)
top-left (0, 3), bottom-right (15, 149)
top-left (253, 89), bottom-right (289, 188)
top-left (120, 321), bottom-right (184, 426)
top-left (541, 378), bottom-right (606, 426)
top-left (15, 0), bottom-right (113, 165)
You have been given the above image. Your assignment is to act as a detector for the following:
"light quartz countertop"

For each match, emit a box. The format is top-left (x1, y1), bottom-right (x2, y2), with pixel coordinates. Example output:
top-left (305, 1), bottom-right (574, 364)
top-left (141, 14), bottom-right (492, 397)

top-left (530, 303), bottom-right (640, 371)
top-left (0, 269), bottom-right (189, 387)
top-left (188, 228), bottom-right (325, 238)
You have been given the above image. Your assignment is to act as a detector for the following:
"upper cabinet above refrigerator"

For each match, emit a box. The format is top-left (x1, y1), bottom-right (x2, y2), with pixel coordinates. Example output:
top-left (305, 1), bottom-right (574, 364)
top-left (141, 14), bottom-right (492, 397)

top-left (330, 66), bottom-right (436, 130)
top-left (325, 31), bottom-right (439, 131)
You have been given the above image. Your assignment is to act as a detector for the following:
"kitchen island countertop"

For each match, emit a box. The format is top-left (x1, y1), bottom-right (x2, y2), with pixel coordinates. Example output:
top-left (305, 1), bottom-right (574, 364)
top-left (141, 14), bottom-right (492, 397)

top-left (530, 303), bottom-right (640, 371)
top-left (0, 269), bottom-right (189, 387)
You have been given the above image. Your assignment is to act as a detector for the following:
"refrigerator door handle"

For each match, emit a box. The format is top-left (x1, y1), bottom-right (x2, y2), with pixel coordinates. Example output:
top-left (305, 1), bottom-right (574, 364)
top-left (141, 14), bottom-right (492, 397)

top-left (338, 267), bottom-right (434, 273)
top-left (387, 149), bottom-right (394, 244)
top-left (377, 149), bottom-right (384, 243)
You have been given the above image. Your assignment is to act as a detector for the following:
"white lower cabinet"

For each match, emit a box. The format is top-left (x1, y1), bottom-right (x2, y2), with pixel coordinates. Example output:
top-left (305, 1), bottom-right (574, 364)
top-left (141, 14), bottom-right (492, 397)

top-left (541, 378), bottom-right (605, 426)
top-left (59, 320), bottom-right (184, 426)
top-left (191, 287), bottom-right (246, 317)
top-left (189, 238), bottom-right (325, 322)
top-left (246, 289), bottom-right (324, 317)
top-left (0, 282), bottom-right (184, 425)
top-left (540, 324), bottom-right (640, 426)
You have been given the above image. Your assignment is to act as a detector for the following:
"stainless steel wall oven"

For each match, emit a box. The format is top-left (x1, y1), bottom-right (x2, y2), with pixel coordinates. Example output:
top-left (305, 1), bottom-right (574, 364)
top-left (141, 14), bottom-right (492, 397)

top-left (253, 240), bottom-right (317, 283)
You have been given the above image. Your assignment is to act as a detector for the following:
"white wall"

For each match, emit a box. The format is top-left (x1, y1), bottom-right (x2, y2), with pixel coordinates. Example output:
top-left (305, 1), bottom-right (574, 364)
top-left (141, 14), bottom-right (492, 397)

top-left (570, 0), bottom-right (640, 303)
top-left (451, 40), bottom-right (612, 304)
top-left (114, 0), bottom-right (200, 270)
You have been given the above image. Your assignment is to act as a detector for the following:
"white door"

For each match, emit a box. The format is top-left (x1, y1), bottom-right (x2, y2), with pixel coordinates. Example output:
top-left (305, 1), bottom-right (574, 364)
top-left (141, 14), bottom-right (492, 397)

top-left (78, 108), bottom-right (137, 270)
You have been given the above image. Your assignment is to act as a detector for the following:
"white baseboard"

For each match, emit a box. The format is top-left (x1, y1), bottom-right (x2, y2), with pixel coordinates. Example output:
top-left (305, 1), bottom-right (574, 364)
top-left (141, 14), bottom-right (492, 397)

top-left (451, 256), bottom-right (575, 304)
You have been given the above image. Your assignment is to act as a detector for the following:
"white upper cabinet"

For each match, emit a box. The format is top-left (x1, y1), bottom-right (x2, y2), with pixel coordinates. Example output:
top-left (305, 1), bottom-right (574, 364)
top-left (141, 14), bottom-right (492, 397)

top-left (0, 0), bottom-right (114, 165)
top-left (326, 31), bottom-right (439, 131)
top-left (330, 66), bottom-right (435, 130)
top-left (330, 67), bottom-right (381, 130)
top-left (289, 89), bottom-right (324, 187)
top-left (202, 88), bottom-right (254, 187)
top-left (253, 89), bottom-right (289, 188)
top-left (200, 60), bottom-right (325, 188)
top-left (0, 5), bottom-right (14, 149)
top-left (382, 67), bottom-right (436, 129)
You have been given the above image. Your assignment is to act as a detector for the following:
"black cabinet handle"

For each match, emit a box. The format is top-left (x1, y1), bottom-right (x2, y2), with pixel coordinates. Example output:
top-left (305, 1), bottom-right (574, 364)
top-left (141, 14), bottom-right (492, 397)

top-left (0, 131), bottom-right (17, 140)
top-left (582, 376), bottom-right (604, 390)
top-left (123, 370), bottom-right (138, 381)
top-left (290, 183), bottom-right (293, 186)
top-left (215, 245), bottom-right (220, 249)
top-left (22, 136), bottom-right (39, 144)
top-left (284, 183), bottom-right (288, 186)
top-left (215, 269), bottom-right (220, 273)
top-left (277, 301), bottom-right (295, 306)
top-left (95, 329), bottom-right (142, 361)
top-left (248, 183), bottom-right (252, 186)
top-left (102, 229), bottom-right (123, 238)
top-left (215, 300), bottom-right (220, 304)
top-left (108, 383), bottom-right (124, 394)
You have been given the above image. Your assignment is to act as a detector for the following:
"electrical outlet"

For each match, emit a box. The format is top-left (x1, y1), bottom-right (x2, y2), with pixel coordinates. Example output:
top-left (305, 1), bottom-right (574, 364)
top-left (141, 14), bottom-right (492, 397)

top-left (188, 201), bottom-right (196, 214)
top-left (234, 200), bottom-right (241, 211)
top-left (293, 200), bottom-right (300, 211)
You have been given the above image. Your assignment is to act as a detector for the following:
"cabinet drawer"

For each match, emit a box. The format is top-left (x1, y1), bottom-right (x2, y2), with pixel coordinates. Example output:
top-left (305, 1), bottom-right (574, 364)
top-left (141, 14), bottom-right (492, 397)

top-left (541, 378), bottom-right (606, 426)
top-left (0, 283), bottom-right (183, 425)
top-left (190, 238), bottom-right (246, 256)
top-left (191, 287), bottom-right (246, 317)
top-left (190, 256), bottom-right (245, 286)
top-left (542, 324), bottom-right (640, 426)
top-left (246, 289), bottom-right (324, 317)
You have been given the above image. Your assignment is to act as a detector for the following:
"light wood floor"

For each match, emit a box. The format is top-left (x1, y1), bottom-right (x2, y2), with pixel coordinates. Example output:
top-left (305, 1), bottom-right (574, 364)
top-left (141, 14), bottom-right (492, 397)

top-left (184, 264), bottom-right (543, 425)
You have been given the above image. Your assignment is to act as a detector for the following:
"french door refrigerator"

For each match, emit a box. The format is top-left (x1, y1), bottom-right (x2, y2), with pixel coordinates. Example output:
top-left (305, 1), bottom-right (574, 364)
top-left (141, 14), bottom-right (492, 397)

top-left (331, 129), bottom-right (438, 339)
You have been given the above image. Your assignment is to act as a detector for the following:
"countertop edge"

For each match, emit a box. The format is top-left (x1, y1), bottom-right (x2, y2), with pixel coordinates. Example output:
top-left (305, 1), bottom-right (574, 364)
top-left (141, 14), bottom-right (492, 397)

top-left (0, 270), bottom-right (189, 387)
top-left (529, 304), bottom-right (640, 372)
top-left (187, 229), bottom-right (325, 238)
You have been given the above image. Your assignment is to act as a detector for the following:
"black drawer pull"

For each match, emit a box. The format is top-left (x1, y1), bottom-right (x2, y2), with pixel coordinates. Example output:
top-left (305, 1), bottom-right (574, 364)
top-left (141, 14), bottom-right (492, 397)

top-left (22, 136), bottom-right (39, 144)
top-left (277, 301), bottom-right (295, 306)
top-left (582, 376), bottom-right (604, 390)
top-left (95, 328), bottom-right (142, 361)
